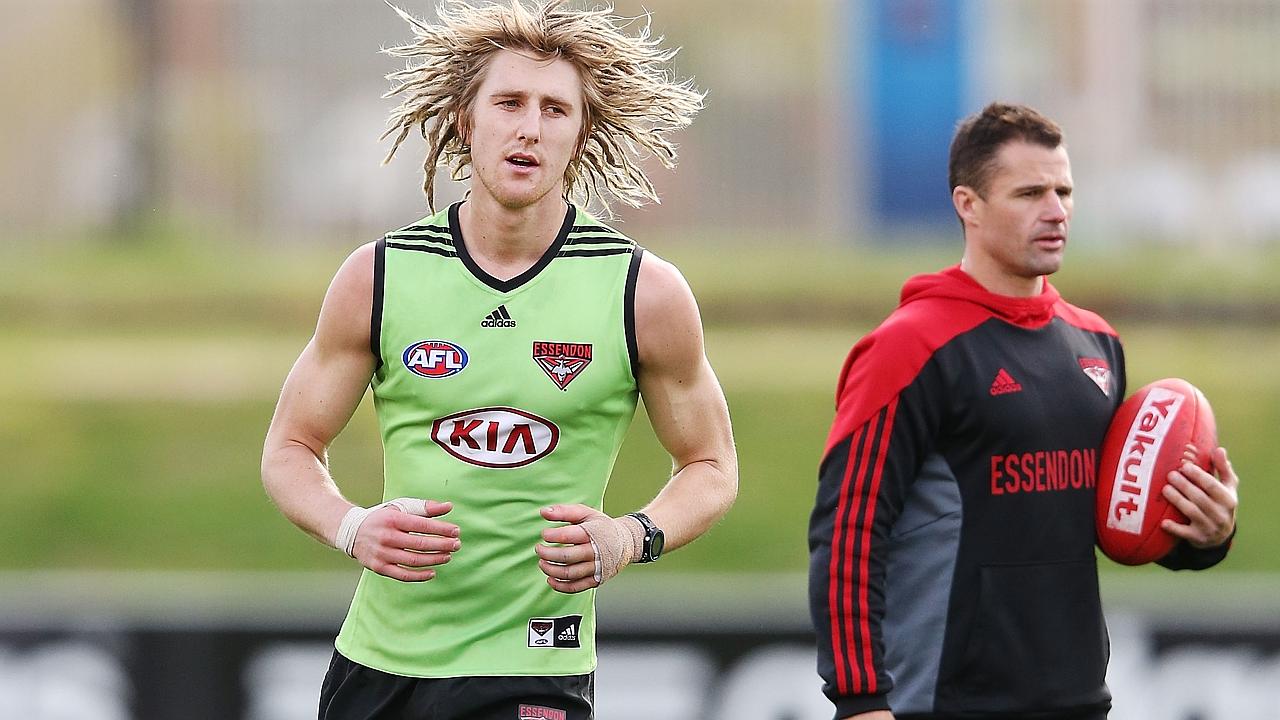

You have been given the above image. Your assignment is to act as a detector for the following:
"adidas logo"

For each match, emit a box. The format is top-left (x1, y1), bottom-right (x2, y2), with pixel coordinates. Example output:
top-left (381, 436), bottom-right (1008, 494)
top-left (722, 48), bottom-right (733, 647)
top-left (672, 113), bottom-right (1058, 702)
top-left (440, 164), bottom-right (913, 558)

top-left (481, 304), bottom-right (516, 328)
top-left (557, 626), bottom-right (577, 642)
top-left (989, 368), bottom-right (1023, 396)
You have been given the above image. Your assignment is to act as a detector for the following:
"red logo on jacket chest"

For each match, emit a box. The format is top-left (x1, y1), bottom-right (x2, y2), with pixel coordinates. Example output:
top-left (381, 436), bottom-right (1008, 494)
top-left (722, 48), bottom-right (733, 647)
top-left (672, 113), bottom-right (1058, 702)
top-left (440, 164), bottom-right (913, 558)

top-left (1078, 357), bottom-right (1112, 397)
top-left (989, 448), bottom-right (1097, 495)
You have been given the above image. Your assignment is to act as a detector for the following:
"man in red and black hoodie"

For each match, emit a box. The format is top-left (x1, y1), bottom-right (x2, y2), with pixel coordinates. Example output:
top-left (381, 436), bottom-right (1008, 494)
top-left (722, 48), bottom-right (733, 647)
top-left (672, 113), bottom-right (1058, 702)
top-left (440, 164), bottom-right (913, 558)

top-left (809, 103), bottom-right (1240, 720)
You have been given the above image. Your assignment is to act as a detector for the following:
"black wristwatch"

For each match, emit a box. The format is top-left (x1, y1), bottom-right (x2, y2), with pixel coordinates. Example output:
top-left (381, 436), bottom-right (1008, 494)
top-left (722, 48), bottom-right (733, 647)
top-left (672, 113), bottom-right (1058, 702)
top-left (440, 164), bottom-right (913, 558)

top-left (627, 512), bottom-right (665, 563)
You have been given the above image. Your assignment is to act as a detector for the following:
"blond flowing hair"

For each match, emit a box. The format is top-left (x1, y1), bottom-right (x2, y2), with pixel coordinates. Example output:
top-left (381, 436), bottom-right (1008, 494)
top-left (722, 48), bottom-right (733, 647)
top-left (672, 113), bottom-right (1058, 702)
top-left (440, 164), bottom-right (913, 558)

top-left (381, 0), bottom-right (705, 213)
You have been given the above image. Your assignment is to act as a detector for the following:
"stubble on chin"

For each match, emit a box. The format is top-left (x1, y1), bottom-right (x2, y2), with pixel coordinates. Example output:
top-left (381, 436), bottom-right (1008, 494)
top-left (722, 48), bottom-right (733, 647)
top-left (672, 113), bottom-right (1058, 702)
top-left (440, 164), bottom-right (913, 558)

top-left (1027, 252), bottom-right (1064, 278)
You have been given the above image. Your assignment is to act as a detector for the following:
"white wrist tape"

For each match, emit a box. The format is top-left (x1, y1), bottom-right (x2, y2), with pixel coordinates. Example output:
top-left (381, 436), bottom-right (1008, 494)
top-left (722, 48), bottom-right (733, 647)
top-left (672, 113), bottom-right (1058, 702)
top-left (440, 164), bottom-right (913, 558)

top-left (334, 506), bottom-right (372, 557)
top-left (333, 497), bottom-right (429, 557)
top-left (580, 515), bottom-right (645, 585)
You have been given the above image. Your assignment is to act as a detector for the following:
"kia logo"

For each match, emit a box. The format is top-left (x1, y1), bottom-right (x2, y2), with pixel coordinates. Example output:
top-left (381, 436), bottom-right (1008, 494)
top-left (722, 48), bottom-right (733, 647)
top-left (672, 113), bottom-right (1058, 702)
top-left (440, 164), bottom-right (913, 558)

top-left (431, 407), bottom-right (559, 468)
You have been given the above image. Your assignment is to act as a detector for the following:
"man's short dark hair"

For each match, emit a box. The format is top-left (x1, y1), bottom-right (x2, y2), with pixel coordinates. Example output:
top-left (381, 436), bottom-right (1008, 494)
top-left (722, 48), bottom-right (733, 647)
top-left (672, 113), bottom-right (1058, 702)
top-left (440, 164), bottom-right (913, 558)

top-left (949, 102), bottom-right (1064, 197)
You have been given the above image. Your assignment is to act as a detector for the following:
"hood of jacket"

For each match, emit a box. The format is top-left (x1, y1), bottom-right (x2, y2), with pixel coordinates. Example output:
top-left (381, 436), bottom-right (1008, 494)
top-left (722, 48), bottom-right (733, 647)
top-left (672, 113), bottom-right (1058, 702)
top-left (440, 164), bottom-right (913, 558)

top-left (898, 264), bottom-right (1060, 327)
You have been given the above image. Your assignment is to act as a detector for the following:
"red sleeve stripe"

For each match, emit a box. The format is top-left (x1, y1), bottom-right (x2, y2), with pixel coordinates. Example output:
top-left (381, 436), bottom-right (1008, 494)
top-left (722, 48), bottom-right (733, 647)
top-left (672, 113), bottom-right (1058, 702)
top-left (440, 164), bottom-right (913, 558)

top-left (827, 420), bottom-right (869, 695)
top-left (857, 397), bottom-right (897, 694)
top-left (827, 398), bottom-right (897, 695)
top-left (843, 419), bottom-right (877, 692)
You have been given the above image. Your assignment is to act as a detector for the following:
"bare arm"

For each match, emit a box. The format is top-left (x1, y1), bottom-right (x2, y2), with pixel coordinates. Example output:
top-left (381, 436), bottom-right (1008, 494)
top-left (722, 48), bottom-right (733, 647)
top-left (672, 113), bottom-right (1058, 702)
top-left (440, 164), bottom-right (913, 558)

top-left (628, 252), bottom-right (738, 550)
top-left (261, 243), bottom-right (458, 581)
top-left (537, 252), bottom-right (737, 591)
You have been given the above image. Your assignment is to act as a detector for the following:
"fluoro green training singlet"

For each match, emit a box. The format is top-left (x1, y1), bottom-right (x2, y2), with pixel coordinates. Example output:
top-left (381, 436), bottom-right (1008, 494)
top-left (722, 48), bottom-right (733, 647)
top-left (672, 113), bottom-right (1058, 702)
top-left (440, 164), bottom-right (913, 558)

top-left (334, 201), bottom-right (642, 678)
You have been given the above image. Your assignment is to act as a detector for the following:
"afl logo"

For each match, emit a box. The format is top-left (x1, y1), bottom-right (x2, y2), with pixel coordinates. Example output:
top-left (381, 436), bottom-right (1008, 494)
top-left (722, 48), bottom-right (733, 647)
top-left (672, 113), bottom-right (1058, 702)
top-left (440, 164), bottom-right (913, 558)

top-left (431, 406), bottom-right (559, 468)
top-left (403, 340), bottom-right (468, 379)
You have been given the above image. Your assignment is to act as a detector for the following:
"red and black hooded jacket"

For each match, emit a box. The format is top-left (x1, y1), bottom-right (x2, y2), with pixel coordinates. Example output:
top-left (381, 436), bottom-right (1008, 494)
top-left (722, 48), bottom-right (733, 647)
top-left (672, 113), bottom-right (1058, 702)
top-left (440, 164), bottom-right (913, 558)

top-left (809, 266), bottom-right (1227, 719)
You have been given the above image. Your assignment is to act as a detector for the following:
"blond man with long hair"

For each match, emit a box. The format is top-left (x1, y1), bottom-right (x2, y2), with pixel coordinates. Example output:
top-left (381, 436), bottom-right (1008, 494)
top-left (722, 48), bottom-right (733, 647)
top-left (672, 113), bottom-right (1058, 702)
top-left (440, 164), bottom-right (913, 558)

top-left (261, 2), bottom-right (736, 717)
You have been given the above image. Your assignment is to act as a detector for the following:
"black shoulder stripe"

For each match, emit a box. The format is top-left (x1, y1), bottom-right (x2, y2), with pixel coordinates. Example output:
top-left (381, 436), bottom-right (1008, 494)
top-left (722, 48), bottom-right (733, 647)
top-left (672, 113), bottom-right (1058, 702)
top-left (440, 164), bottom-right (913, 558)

top-left (385, 242), bottom-right (458, 258)
top-left (396, 224), bottom-right (452, 237)
top-left (565, 234), bottom-right (635, 246)
top-left (570, 224), bottom-right (626, 236)
top-left (371, 238), bottom-right (386, 371)
top-left (560, 247), bottom-right (633, 258)
top-left (624, 245), bottom-right (645, 380)
top-left (384, 233), bottom-right (454, 247)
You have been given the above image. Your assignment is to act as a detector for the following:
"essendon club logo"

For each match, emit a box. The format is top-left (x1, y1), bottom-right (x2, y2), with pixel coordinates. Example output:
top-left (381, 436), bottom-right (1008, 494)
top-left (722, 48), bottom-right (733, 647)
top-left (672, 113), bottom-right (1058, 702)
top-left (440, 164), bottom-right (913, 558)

top-left (533, 341), bottom-right (592, 390)
top-left (527, 619), bottom-right (554, 647)
top-left (403, 340), bottom-right (468, 379)
top-left (518, 704), bottom-right (567, 720)
top-left (431, 407), bottom-right (559, 468)
top-left (1079, 356), bottom-right (1112, 397)
top-left (1106, 387), bottom-right (1183, 534)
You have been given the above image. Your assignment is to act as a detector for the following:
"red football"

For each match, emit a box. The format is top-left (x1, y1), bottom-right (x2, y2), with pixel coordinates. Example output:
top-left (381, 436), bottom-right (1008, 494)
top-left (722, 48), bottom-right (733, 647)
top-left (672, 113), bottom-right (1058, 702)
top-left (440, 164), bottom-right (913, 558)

top-left (1096, 378), bottom-right (1217, 565)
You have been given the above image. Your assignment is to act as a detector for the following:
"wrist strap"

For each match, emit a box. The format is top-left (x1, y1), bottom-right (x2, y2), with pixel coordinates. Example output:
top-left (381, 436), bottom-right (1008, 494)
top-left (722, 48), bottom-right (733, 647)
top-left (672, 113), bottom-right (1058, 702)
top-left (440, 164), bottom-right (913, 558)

top-left (625, 512), bottom-right (657, 562)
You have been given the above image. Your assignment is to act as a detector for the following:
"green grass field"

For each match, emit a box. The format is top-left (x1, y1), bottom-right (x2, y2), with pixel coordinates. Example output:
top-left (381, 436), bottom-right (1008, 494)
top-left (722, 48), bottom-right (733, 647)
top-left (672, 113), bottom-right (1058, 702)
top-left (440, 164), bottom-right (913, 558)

top-left (1, 237), bottom-right (1276, 576)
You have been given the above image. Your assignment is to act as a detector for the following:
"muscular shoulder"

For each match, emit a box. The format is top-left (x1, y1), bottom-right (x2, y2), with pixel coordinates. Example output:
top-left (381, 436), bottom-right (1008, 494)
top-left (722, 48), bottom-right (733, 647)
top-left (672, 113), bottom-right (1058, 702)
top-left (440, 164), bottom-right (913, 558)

top-left (314, 241), bottom-right (378, 354)
top-left (633, 251), bottom-right (703, 373)
top-left (635, 251), bottom-right (693, 313)
top-left (328, 242), bottom-right (376, 302)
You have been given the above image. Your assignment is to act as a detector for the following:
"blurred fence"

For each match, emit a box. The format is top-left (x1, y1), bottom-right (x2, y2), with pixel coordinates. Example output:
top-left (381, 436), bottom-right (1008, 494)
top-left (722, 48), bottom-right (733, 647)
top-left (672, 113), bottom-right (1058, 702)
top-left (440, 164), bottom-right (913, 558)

top-left (0, 0), bottom-right (835, 241)
top-left (5, 0), bottom-right (1280, 245)
top-left (2, 572), bottom-right (1279, 720)
top-left (8, 621), bottom-right (1280, 720)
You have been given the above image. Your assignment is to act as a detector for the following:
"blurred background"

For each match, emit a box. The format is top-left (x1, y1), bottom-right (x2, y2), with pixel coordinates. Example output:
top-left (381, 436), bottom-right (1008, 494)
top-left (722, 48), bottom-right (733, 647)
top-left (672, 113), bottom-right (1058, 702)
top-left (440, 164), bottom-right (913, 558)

top-left (2, 0), bottom-right (1278, 718)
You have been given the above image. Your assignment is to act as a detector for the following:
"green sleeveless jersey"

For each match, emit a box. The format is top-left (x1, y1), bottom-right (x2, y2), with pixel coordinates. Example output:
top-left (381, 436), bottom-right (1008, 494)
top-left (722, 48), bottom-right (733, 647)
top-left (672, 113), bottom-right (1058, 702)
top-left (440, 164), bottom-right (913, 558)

top-left (335, 202), bottom-right (642, 678)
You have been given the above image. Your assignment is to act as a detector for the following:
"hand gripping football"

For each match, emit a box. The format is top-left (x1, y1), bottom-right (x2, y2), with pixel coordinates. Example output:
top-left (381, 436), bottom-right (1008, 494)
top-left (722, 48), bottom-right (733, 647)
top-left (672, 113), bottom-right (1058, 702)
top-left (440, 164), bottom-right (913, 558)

top-left (1096, 378), bottom-right (1217, 565)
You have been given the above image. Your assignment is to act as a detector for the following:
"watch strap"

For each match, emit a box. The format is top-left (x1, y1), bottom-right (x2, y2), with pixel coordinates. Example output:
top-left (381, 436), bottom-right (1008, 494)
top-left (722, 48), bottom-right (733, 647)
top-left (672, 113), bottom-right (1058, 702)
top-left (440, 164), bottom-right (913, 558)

top-left (626, 511), bottom-right (662, 563)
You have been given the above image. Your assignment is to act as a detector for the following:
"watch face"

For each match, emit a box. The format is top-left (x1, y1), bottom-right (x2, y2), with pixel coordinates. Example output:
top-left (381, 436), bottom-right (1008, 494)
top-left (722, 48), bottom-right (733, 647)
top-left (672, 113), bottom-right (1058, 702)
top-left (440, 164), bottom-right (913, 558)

top-left (650, 530), bottom-right (665, 560)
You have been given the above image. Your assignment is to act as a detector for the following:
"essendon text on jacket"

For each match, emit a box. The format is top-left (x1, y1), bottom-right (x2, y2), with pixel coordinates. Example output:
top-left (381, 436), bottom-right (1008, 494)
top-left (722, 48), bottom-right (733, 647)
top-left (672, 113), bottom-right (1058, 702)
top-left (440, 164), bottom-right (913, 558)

top-left (990, 447), bottom-right (1097, 495)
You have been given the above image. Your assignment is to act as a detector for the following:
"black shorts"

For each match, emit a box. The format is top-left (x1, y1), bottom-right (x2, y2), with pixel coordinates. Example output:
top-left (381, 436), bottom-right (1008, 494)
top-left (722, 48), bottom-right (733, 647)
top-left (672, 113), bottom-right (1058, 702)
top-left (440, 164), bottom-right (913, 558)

top-left (318, 650), bottom-right (594, 720)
